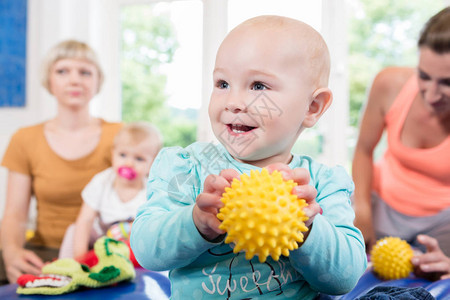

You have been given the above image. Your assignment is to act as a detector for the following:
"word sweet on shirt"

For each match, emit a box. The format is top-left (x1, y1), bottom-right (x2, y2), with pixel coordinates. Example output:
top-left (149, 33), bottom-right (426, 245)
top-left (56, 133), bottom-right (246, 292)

top-left (201, 258), bottom-right (298, 296)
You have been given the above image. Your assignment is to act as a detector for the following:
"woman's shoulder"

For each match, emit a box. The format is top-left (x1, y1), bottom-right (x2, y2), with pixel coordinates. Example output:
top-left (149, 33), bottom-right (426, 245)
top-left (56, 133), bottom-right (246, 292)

top-left (11, 123), bottom-right (45, 140)
top-left (369, 67), bottom-right (415, 112)
top-left (372, 67), bottom-right (415, 95)
top-left (100, 119), bottom-right (123, 131)
top-left (99, 119), bottom-right (123, 140)
top-left (2, 123), bottom-right (46, 168)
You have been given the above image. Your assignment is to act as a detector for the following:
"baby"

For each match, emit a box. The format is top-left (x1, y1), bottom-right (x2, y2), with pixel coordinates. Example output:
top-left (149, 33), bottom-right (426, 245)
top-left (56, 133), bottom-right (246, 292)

top-left (59, 122), bottom-right (162, 259)
top-left (131, 16), bottom-right (366, 299)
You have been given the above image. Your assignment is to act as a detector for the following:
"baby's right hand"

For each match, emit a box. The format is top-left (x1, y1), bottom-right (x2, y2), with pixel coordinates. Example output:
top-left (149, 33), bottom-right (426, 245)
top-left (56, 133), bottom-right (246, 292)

top-left (193, 169), bottom-right (239, 242)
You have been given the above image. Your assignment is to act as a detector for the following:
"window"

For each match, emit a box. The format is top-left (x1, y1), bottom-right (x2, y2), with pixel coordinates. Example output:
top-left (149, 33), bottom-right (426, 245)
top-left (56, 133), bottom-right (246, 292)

top-left (228, 0), bottom-right (322, 30)
top-left (120, 0), bottom-right (202, 147)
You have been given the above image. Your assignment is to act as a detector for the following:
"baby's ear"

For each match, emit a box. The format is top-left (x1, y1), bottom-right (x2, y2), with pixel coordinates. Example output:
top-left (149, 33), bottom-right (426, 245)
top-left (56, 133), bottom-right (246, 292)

top-left (303, 87), bottom-right (333, 128)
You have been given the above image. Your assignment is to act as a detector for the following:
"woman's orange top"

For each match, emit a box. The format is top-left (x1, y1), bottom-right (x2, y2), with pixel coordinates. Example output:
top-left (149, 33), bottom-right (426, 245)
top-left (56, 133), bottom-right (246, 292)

top-left (373, 76), bottom-right (450, 216)
top-left (1, 120), bottom-right (122, 248)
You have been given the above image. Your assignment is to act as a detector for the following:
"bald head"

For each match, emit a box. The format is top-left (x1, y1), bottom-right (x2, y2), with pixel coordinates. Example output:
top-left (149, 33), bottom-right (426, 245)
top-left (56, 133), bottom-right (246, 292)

top-left (221, 15), bottom-right (330, 87)
top-left (210, 15), bottom-right (333, 165)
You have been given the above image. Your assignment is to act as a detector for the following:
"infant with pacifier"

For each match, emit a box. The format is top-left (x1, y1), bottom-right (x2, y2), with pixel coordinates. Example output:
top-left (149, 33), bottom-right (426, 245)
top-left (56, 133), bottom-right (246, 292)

top-left (59, 122), bottom-right (162, 259)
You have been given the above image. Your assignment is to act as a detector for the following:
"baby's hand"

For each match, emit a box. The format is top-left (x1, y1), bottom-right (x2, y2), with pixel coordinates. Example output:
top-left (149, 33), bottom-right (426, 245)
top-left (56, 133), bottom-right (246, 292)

top-left (265, 163), bottom-right (321, 229)
top-left (193, 169), bottom-right (239, 242)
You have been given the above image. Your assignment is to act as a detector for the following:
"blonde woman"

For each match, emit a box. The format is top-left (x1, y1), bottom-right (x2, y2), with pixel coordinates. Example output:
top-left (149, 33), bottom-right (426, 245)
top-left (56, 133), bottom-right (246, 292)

top-left (0, 40), bottom-right (122, 284)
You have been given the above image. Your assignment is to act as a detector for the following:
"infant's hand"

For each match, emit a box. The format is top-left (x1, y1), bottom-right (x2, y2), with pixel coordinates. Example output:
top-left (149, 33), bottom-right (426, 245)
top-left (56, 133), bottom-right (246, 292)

top-left (265, 163), bottom-right (320, 228)
top-left (193, 169), bottom-right (239, 242)
top-left (412, 235), bottom-right (450, 280)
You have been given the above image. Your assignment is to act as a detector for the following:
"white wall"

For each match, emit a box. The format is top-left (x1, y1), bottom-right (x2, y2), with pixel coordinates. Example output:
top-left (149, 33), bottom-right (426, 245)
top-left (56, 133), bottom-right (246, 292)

top-left (320, 0), bottom-right (349, 168)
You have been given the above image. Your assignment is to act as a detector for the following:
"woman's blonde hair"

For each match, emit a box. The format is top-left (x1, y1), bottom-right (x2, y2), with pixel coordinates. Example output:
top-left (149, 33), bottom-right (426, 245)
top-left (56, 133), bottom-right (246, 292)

top-left (41, 40), bottom-right (104, 93)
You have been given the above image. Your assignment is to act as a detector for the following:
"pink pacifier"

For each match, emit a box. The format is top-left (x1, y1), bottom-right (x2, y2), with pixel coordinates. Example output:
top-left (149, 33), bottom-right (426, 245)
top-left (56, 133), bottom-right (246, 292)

top-left (118, 166), bottom-right (137, 180)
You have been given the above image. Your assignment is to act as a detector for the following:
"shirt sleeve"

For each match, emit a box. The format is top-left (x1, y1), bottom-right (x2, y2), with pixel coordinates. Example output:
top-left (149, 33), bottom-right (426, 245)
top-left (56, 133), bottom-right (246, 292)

top-left (81, 170), bottom-right (105, 211)
top-left (289, 164), bottom-right (367, 294)
top-left (1, 129), bottom-right (31, 175)
top-left (130, 147), bottom-right (220, 271)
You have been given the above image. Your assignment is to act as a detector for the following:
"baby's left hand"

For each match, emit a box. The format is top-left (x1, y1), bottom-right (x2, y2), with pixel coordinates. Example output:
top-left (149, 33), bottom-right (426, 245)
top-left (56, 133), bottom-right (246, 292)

top-left (265, 163), bottom-right (321, 229)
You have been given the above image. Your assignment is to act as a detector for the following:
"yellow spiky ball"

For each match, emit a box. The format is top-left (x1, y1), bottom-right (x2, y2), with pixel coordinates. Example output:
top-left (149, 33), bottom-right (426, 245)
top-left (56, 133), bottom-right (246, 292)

top-left (217, 168), bottom-right (309, 263)
top-left (370, 237), bottom-right (414, 280)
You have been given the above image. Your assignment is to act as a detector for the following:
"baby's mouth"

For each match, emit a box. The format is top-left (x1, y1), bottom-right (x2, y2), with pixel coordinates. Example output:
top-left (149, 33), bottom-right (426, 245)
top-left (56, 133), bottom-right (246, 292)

top-left (118, 166), bottom-right (137, 180)
top-left (227, 124), bottom-right (256, 134)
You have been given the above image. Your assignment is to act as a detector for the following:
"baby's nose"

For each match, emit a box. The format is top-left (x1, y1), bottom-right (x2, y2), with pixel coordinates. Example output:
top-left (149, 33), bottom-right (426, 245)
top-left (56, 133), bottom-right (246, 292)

top-left (225, 92), bottom-right (248, 113)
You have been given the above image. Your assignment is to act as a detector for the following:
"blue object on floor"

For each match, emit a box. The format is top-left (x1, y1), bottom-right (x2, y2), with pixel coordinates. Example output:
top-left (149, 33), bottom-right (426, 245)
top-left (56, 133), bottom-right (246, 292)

top-left (0, 267), bottom-right (171, 299)
top-left (354, 286), bottom-right (435, 300)
top-left (318, 270), bottom-right (450, 300)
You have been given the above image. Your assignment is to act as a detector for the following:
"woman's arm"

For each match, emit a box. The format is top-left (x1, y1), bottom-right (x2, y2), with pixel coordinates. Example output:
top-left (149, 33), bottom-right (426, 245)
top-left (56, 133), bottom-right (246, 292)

top-left (352, 67), bottom-right (411, 250)
top-left (1, 171), bottom-right (44, 283)
top-left (72, 203), bottom-right (98, 258)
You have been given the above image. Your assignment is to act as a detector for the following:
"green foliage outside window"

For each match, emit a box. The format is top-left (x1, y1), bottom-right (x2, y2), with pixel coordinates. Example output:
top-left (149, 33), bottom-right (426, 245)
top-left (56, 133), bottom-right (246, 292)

top-left (348, 0), bottom-right (443, 127)
top-left (121, 5), bottom-right (197, 148)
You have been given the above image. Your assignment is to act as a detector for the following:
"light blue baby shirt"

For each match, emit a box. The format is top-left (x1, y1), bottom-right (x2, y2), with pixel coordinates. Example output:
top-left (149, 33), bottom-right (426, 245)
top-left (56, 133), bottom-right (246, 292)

top-left (131, 142), bottom-right (367, 299)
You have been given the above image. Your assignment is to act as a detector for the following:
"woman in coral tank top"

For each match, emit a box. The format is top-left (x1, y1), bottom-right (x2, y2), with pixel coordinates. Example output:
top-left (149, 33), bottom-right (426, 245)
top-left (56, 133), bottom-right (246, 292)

top-left (352, 7), bottom-right (450, 280)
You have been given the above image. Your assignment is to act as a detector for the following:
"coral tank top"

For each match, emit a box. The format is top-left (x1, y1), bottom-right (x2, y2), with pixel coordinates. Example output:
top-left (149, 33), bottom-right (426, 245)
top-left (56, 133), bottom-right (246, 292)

top-left (373, 76), bottom-right (450, 216)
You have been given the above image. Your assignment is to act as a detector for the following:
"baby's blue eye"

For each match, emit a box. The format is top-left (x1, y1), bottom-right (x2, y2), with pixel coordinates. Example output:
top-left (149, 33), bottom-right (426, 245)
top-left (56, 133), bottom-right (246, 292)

top-left (217, 80), bottom-right (229, 89)
top-left (252, 82), bottom-right (266, 90)
top-left (135, 156), bottom-right (145, 162)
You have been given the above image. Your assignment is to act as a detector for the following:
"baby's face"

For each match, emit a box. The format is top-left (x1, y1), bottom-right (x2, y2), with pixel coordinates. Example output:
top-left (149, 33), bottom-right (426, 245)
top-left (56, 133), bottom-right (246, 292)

top-left (112, 136), bottom-right (156, 182)
top-left (209, 24), bottom-right (316, 167)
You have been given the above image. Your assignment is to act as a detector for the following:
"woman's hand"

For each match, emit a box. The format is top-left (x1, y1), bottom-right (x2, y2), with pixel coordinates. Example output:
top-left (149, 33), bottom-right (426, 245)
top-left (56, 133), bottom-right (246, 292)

top-left (1, 171), bottom-right (41, 283)
top-left (3, 246), bottom-right (44, 283)
top-left (412, 234), bottom-right (450, 280)
top-left (193, 169), bottom-right (239, 242)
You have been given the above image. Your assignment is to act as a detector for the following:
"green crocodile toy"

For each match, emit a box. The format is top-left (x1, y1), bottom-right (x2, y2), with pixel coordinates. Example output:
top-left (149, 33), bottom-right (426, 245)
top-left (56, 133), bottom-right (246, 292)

top-left (16, 236), bottom-right (136, 295)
